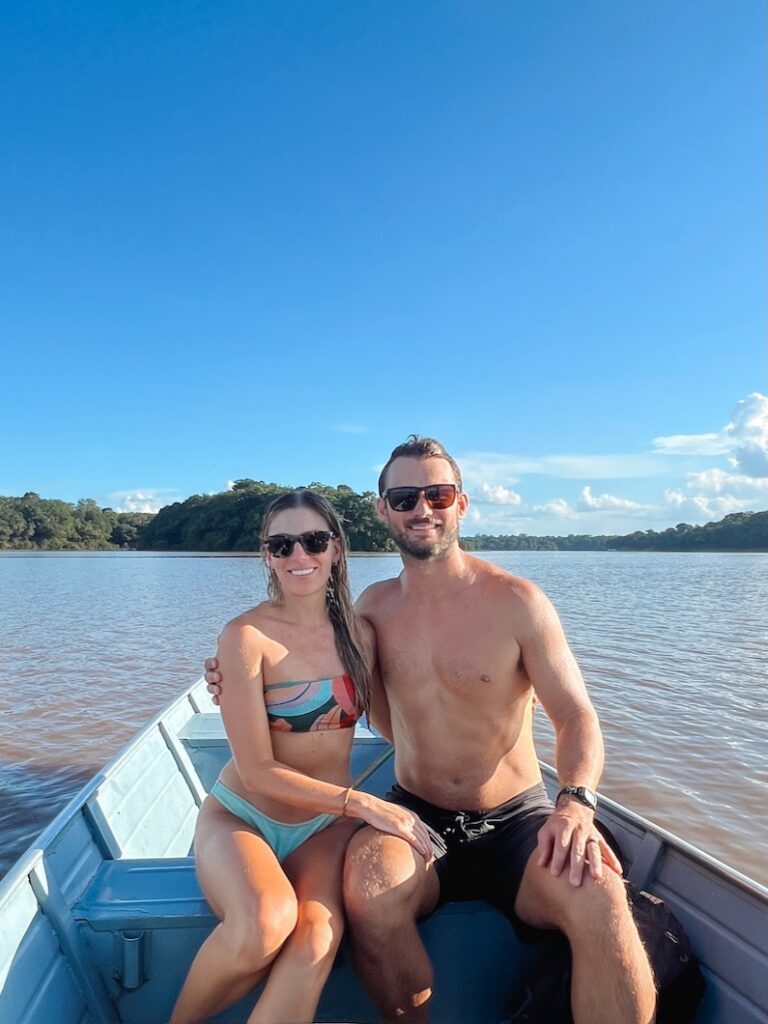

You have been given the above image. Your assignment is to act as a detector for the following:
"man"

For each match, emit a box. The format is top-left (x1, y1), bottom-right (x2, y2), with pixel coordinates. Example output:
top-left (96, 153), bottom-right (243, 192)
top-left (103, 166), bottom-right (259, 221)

top-left (208, 436), bottom-right (656, 1024)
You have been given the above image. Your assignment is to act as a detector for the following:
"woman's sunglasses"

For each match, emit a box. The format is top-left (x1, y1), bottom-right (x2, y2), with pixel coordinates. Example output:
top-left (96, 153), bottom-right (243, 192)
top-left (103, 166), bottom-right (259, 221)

top-left (265, 530), bottom-right (337, 558)
top-left (381, 484), bottom-right (459, 512)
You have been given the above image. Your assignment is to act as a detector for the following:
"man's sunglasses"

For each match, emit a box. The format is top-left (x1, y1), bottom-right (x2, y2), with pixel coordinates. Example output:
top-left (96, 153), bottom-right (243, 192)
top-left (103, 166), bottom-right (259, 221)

top-left (381, 484), bottom-right (459, 512)
top-left (265, 530), bottom-right (337, 558)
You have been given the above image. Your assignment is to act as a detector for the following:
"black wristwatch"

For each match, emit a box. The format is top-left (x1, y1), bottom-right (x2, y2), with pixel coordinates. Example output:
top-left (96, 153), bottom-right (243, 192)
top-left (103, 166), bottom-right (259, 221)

top-left (556, 785), bottom-right (598, 812)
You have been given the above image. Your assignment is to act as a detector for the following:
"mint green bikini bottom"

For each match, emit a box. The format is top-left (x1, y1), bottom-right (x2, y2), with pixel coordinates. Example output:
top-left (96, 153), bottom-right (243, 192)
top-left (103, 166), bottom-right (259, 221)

top-left (210, 779), bottom-right (336, 862)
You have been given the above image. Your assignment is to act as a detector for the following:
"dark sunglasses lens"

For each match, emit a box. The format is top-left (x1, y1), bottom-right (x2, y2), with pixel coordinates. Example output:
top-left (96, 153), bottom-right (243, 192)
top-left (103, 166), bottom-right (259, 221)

top-left (386, 486), bottom-right (457, 510)
top-left (425, 485), bottom-right (457, 509)
top-left (266, 536), bottom-right (294, 557)
top-left (267, 532), bottom-right (333, 557)
top-left (386, 488), bottom-right (419, 512)
top-left (301, 531), bottom-right (332, 554)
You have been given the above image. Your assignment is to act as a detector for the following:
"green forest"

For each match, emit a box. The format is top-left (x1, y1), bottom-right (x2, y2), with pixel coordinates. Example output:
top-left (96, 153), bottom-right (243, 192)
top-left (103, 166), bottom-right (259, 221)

top-left (463, 511), bottom-right (766, 552)
top-left (0, 494), bottom-right (152, 550)
top-left (0, 482), bottom-right (392, 552)
top-left (1, 485), bottom-right (765, 553)
top-left (138, 480), bottom-right (393, 552)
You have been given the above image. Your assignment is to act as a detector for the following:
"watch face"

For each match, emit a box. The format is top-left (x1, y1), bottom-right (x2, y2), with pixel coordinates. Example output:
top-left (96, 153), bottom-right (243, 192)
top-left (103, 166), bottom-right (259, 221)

top-left (559, 785), bottom-right (598, 810)
top-left (561, 786), bottom-right (602, 811)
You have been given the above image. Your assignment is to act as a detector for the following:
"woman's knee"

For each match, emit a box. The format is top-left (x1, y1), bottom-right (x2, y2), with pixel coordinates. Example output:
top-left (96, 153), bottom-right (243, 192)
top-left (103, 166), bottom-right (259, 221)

top-left (291, 903), bottom-right (345, 969)
top-left (223, 889), bottom-right (299, 970)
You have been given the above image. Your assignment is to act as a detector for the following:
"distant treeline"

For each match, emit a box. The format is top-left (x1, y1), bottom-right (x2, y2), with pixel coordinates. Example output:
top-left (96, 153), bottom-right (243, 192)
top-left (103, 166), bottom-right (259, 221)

top-left (463, 511), bottom-right (767, 552)
top-left (607, 510), bottom-right (767, 552)
top-left (1, 486), bottom-right (765, 553)
top-left (0, 494), bottom-right (152, 550)
top-left (139, 480), bottom-right (393, 552)
top-left (464, 533), bottom-right (610, 551)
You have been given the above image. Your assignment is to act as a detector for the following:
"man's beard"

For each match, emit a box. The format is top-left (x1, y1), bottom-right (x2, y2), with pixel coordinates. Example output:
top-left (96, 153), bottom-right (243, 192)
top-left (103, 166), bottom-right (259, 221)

top-left (389, 518), bottom-right (460, 561)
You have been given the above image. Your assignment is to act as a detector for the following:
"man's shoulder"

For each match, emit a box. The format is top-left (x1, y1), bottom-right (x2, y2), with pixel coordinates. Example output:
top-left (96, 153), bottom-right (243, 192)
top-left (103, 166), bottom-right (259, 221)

top-left (471, 556), bottom-right (541, 603)
top-left (355, 576), bottom-right (401, 616)
top-left (354, 613), bottom-right (377, 653)
top-left (467, 558), bottom-right (554, 629)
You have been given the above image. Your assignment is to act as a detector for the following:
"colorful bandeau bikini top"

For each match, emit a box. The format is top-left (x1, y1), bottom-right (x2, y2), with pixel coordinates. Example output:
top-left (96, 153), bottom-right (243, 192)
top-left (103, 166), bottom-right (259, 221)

top-left (263, 673), bottom-right (362, 732)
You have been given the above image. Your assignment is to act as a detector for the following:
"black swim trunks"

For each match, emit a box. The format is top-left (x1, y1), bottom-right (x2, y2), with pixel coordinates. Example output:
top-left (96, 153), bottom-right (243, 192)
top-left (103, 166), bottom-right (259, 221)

top-left (388, 782), bottom-right (554, 938)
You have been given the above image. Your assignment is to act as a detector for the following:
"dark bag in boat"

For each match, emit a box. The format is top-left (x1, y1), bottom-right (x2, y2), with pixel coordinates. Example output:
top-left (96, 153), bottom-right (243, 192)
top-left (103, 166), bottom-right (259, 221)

top-left (506, 881), bottom-right (706, 1023)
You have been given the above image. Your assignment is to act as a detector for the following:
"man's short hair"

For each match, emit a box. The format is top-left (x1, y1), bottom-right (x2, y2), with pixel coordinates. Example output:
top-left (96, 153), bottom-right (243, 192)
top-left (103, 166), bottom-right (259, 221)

top-left (378, 435), bottom-right (463, 495)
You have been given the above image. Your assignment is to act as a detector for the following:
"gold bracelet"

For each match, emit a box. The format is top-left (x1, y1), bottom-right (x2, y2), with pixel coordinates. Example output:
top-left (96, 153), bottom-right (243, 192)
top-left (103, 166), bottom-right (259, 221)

top-left (341, 786), bottom-right (353, 816)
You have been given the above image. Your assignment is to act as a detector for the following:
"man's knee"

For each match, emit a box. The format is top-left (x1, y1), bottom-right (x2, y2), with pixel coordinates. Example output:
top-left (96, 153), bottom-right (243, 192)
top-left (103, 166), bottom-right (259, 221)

top-left (343, 827), bottom-right (430, 927)
top-left (566, 871), bottom-right (633, 937)
top-left (517, 856), bottom-right (631, 937)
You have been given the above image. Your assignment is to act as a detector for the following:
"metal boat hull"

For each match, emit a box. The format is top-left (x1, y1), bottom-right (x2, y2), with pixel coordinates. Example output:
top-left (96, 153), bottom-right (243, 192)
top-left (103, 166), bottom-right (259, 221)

top-left (1, 679), bottom-right (766, 1023)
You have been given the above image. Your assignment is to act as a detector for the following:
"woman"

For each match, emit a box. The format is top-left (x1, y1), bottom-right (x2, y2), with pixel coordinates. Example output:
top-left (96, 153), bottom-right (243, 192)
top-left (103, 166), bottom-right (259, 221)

top-left (171, 489), bottom-right (432, 1024)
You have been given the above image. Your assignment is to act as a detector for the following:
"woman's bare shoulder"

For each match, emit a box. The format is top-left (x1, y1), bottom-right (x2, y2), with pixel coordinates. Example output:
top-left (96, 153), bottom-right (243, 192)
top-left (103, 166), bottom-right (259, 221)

top-left (218, 603), bottom-right (279, 655)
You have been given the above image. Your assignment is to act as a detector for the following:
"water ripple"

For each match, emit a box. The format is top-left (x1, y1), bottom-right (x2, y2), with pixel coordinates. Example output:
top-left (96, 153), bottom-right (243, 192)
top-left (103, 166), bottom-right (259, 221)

top-left (0, 550), bottom-right (766, 885)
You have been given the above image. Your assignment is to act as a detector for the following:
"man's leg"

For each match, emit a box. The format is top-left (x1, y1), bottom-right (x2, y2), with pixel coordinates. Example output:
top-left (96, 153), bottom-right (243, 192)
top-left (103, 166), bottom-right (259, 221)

top-left (514, 853), bottom-right (656, 1024)
top-left (343, 825), bottom-right (441, 1023)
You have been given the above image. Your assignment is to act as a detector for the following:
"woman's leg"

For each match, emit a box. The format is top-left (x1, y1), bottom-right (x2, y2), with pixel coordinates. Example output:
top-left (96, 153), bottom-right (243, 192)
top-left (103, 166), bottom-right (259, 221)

top-left (170, 798), bottom-right (298, 1024)
top-left (246, 818), bottom-right (358, 1024)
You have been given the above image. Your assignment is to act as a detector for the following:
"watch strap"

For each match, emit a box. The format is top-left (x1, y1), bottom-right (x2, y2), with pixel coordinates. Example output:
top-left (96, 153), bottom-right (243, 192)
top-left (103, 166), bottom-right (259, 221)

top-left (556, 785), bottom-right (598, 811)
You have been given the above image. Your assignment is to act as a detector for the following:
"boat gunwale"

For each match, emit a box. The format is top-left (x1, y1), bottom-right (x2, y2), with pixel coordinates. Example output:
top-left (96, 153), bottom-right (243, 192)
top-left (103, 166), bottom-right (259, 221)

top-left (2, 683), bottom-right (767, 911)
top-left (0, 682), bottom-right (204, 901)
top-left (539, 760), bottom-right (768, 902)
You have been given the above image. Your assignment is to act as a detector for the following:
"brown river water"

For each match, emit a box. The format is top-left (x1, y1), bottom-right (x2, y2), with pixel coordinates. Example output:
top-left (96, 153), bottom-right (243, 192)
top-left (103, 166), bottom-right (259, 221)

top-left (0, 550), bottom-right (766, 886)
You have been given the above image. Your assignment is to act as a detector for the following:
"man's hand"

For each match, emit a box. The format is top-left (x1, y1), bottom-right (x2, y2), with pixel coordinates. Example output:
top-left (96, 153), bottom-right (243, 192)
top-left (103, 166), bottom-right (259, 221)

top-left (204, 656), bottom-right (223, 706)
top-left (536, 803), bottom-right (622, 886)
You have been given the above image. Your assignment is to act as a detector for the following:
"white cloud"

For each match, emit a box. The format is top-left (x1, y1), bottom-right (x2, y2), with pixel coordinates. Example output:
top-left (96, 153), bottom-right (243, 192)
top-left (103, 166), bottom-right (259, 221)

top-left (646, 394), bottom-right (768, 522)
top-left (651, 432), bottom-right (725, 456)
top-left (725, 393), bottom-right (768, 476)
top-left (455, 393), bottom-right (767, 533)
top-left (653, 393), bottom-right (768, 475)
top-left (534, 498), bottom-right (577, 518)
top-left (478, 483), bottom-right (522, 506)
top-left (663, 490), bottom-right (753, 519)
top-left (683, 468), bottom-right (768, 496)
top-left (577, 486), bottom-right (654, 512)
top-left (459, 394), bottom-right (767, 491)
top-left (109, 489), bottom-right (180, 514)
top-left (660, 449), bottom-right (768, 522)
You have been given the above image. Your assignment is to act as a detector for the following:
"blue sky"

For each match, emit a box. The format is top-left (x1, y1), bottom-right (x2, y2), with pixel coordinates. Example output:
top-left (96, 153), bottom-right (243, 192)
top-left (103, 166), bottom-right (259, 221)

top-left (1, 1), bottom-right (765, 536)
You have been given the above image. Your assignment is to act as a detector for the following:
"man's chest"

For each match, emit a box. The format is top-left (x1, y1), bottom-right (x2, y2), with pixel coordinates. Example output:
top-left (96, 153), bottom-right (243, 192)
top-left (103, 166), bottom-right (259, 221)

top-left (372, 600), bottom-right (523, 699)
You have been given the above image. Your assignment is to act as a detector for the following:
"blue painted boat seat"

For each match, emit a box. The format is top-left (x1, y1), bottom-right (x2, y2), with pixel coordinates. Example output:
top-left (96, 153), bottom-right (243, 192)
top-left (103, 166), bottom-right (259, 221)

top-left (75, 858), bottom-right (212, 931)
top-left (74, 715), bottom-right (546, 1022)
top-left (74, 856), bottom-right (545, 1024)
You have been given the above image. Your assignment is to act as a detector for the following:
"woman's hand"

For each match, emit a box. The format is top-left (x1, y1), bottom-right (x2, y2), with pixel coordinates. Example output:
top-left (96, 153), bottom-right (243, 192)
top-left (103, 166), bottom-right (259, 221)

top-left (347, 791), bottom-right (434, 864)
top-left (204, 656), bottom-right (222, 705)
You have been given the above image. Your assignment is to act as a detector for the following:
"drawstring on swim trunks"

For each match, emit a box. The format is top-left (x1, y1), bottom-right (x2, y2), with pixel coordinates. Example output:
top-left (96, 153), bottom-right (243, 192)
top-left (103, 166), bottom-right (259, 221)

top-left (444, 811), bottom-right (495, 843)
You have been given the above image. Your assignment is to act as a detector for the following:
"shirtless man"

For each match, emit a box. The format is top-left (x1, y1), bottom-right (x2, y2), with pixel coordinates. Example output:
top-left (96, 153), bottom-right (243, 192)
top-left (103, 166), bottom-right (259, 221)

top-left (208, 436), bottom-right (656, 1024)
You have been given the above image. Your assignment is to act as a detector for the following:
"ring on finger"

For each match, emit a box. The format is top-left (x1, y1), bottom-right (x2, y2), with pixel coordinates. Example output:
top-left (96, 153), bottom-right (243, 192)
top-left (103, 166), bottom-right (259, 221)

top-left (586, 837), bottom-right (601, 847)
